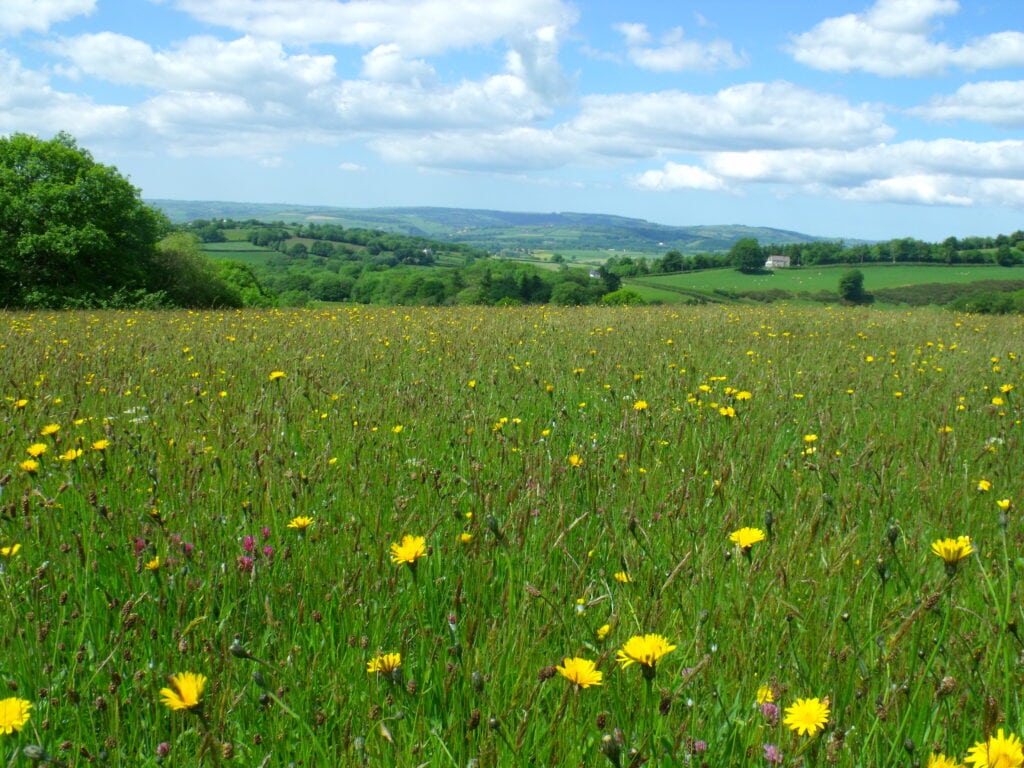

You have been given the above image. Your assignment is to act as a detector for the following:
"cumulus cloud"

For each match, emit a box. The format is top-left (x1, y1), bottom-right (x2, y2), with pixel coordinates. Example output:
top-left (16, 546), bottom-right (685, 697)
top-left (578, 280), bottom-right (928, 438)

top-left (169, 0), bottom-right (577, 55)
top-left (0, 50), bottom-right (130, 138)
top-left (909, 81), bottom-right (1024, 128)
top-left (634, 139), bottom-right (1024, 207)
top-left (789, 0), bottom-right (1024, 77)
top-left (0, 0), bottom-right (94, 37)
top-left (615, 22), bottom-right (746, 72)
top-left (631, 163), bottom-right (727, 191)
top-left (53, 33), bottom-right (336, 96)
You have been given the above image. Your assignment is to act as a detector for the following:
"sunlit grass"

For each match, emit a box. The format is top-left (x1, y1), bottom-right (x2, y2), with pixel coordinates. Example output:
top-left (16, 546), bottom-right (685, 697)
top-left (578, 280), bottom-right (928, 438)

top-left (0, 304), bottom-right (1021, 766)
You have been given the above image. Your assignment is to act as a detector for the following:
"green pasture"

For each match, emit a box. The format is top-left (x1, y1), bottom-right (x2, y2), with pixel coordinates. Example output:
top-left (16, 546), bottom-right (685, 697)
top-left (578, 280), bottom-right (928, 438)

top-left (638, 263), bottom-right (1024, 296)
top-left (1, 305), bottom-right (1022, 766)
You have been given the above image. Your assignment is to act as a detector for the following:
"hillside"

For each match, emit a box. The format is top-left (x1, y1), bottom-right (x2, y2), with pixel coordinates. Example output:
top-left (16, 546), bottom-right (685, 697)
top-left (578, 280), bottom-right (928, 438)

top-left (148, 200), bottom-right (828, 254)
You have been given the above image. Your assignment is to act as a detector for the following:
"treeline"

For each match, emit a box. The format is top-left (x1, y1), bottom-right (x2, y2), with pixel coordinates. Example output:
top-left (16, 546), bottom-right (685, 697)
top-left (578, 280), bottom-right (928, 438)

top-left (603, 233), bottom-right (1024, 277)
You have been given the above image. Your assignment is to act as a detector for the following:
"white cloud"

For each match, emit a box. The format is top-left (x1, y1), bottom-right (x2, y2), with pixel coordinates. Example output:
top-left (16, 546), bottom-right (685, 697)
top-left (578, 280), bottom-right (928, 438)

top-left (571, 82), bottom-right (892, 154)
top-left (169, 0), bottom-right (578, 55)
top-left (629, 139), bottom-right (1024, 208)
top-left (338, 161), bottom-right (365, 171)
top-left (615, 22), bottom-right (746, 72)
top-left (909, 81), bottom-right (1024, 128)
top-left (631, 163), bottom-right (727, 191)
top-left (361, 44), bottom-right (436, 86)
top-left (0, 0), bottom-right (95, 37)
top-left (53, 33), bottom-right (336, 97)
top-left (0, 50), bottom-right (130, 137)
top-left (789, 0), bottom-right (1024, 77)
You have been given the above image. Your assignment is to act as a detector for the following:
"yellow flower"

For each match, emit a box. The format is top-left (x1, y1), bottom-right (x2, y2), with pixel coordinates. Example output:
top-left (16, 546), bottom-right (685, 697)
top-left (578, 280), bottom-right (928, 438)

top-left (757, 684), bottom-right (774, 704)
top-left (633, 400), bottom-right (648, 411)
top-left (977, 479), bottom-right (992, 492)
top-left (783, 696), bottom-right (830, 736)
top-left (719, 405), bottom-right (736, 418)
top-left (40, 423), bottom-right (60, 436)
top-left (160, 672), bottom-right (206, 712)
top-left (390, 535), bottom-right (427, 566)
top-left (616, 633), bottom-right (676, 678)
top-left (13, 399), bottom-right (28, 409)
top-left (596, 624), bottom-right (611, 641)
top-left (366, 652), bottom-right (402, 675)
top-left (58, 448), bottom-right (83, 461)
top-left (391, 424), bottom-right (403, 434)
top-left (613, 571), bottom-right (633, 584)
top-left (287, 516), bottom-right (314, 532)
top-left (145, 556), bottom-right (161, 571)
top-left (735, 390), bottom-right (752, 401)
top-left (91, 439), bottom-right (110, 451)
top-left (26, 443), bottom-right (47, 458)
top-left (729, 527), bottom-right (766, 550)
top-left (568, 454), bottom-right (584, 468)
top-left (931, 536), bottom-right (974, 565)
top-left (268, 370), bottom-right (286, 381)
top-left (0, 544), bottom-right (21, 558)
top-left (803, 434), bottom-right (818, 443)
top-left (458, 532), bottom-right (473, 544)
top-left (19, 459), bottom-right (39, 474)
top-left (966, 728), bottom-right (1024, 768)
top-left (997, 499), bottom-right (1012, 511)
top-left (0, 697), bottom-right (32, 734)
top-left (928, 754), bottom-right (965, 768)
top-left (556, 657), bottom-right (603, 688)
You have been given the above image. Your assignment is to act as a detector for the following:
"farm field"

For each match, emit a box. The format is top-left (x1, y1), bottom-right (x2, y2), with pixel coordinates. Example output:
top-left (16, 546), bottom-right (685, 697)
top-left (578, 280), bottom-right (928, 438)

top-left (637, 264), bottom-right (1024, 297)
top-left (2, 305), bottom-right (1022, 766)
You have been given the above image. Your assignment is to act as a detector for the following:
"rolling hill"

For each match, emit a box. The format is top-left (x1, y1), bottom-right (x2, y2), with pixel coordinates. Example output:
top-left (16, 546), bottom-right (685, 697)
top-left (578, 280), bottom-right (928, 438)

top-left (149, 200), bottom-right (831, 255)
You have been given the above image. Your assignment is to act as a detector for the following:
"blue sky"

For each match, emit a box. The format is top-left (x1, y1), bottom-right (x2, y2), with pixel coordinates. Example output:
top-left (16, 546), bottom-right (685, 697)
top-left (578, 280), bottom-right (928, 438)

top-left (2, 0), bottom-right (1022, 241)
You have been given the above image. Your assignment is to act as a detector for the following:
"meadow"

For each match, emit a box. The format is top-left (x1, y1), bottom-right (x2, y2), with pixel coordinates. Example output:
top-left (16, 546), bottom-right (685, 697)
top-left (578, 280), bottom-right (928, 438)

top-left (1, 304), bottom-right (1022, 767)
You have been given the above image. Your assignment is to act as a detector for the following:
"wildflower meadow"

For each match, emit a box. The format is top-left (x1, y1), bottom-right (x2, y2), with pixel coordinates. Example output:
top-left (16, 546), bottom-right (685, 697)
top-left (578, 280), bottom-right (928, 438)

top-left (1, 304), bottom-right (1023, 767)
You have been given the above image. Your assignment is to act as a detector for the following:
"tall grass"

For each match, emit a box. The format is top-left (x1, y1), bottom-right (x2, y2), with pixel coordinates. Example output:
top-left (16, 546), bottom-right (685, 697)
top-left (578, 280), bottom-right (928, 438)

top-left (0, 305), bottom-right (1021, 766)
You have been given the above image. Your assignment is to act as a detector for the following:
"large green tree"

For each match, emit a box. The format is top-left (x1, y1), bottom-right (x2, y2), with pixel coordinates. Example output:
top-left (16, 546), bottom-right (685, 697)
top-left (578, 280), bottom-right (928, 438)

top-left (729, 237), bottom-right (764, 273)
top-left (0, 132), bottom-right (168, 306)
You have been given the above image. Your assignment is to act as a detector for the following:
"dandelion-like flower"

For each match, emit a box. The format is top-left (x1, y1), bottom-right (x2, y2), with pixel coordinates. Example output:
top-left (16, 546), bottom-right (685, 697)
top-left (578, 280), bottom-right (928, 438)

top-left (145, 556), bottom-right (161, 571)
top-left (268, 371), bottom-right (286, 381)
top-left (729, 527), bottom-right (766, 552)
top-left (966, 728), bottom-right (1023, 768)
top-left (19, 459), bottom-right (39, 474)
top-left (633, 400), bottom-right (648, 411)
top-left (596, 624), bottom-right (611, 641)
top-left (92, 439), bottom-right (110, 451)
top-left (0, 544), bottom-right (20, 558)
top-left (928, 753), bottom-right (965, 768)
top-left (977, 479), bottom-right (992, 492)
top-left (783, 697), bottom-right (830, 736)
top-left (931, 536), bottom-right (974, 576)
top-left (390, 535), bottom-right (427, 567)
top-left (613, 571), bottom-right (633, 583)
top-left (616, 634), bottom-right (676, 680)
top-left (40, 423), bottom-right (60, 436)
top-left (556, 657), bottom-right (603, 689)
top-left (997, 499), bottom-right (1012, 511)
top-left (568, 454), bottom-right (584, 468)
top-left (757, 684), bottom-right (774, 704)
top-left (0, 697), bottom-right (31, 735)
top-left (159, 672), bottom-right (206, 712)
top-left (26, 443), bottom-right (47, 458)
top-left (366, 652), bottom-right (401, 675)
top-left (287, 516), bottom-right (314, 532)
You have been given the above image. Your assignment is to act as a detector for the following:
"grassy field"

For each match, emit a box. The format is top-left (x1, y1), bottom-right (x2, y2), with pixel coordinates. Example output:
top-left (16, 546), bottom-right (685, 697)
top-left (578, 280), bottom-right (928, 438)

top-left (634, 264), bottom-right (1024, 298)
top-left (2, 305), bottom-right (1022, 766)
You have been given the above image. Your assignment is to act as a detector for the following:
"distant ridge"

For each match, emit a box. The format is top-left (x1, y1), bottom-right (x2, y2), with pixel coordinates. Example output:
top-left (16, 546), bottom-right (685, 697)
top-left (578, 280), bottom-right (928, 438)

top-left (149, 199), bottom-right (838, 254)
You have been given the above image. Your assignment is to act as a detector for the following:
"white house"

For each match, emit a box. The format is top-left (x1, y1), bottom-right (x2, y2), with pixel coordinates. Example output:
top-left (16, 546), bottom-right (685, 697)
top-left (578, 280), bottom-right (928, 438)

top-left (764, 255), bottom-right (791, 269)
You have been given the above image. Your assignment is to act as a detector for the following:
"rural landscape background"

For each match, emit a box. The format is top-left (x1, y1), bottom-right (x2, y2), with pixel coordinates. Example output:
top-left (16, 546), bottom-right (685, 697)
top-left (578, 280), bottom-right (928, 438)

top-left (3, 0), bottom-right (1024, 765)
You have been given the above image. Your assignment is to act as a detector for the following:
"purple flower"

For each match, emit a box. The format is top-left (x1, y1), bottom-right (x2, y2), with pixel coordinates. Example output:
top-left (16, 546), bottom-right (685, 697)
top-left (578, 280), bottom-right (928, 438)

top-left (763, 744), bottom-right (783, 765)
top-left (262, 526), bottom-right (272, 540)
top-left (262, 545), bottom-right (274, 560)
top-left (243, 535), bottom-right (256, 553)
top-left (761, 701), bottom-right (780, 726)
top-left (156, 742), bottom-right (170, 758)
top-left (237, 555), bottom-right (254, 573)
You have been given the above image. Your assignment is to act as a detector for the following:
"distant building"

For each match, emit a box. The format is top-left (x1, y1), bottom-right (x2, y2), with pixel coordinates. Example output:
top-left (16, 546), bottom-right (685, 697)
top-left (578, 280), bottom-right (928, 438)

top-left (764, 255), bottom-right (791, 269)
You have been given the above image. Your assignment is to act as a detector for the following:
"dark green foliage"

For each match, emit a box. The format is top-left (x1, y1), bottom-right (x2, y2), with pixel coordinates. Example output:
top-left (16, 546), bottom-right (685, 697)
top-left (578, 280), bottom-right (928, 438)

top-left (150, 233), bottom-right (243, 308)
top-left (729, 238), bottom-right (765, 273)
top-left (0, 132), bottom-right (168, 307)
top-left (838, 269), bottom-right (872, 304)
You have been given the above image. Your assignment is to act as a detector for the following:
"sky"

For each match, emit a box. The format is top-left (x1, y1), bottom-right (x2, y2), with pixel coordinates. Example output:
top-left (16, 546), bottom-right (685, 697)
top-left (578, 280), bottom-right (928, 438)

top-left (1, 0), bottom-right (1023, 241)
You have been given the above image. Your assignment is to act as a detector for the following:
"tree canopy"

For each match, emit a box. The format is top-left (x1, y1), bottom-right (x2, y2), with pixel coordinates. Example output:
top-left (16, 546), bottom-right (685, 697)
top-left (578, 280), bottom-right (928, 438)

top-left (0, 132), bottom-right (169, 307)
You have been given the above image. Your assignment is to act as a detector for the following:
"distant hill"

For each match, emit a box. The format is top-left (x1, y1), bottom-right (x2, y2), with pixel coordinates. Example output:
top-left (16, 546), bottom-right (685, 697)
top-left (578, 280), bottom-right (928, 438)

top-left (149, 200), bottom-right (832, 255)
